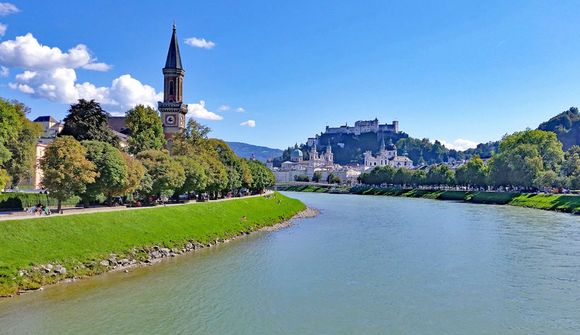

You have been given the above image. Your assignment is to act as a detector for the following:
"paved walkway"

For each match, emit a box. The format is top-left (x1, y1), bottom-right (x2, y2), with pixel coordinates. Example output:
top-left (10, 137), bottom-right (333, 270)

top-left (0, 191), bottom-right (273, 222)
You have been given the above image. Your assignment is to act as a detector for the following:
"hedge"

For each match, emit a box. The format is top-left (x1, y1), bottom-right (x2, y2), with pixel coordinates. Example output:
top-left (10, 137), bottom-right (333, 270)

top-left (0, 193), bottom-right (81, 211)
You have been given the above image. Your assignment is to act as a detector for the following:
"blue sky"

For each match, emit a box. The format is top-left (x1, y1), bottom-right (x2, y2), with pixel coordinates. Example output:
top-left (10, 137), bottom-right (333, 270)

top-left (1, 1), bottom-right (580, 150)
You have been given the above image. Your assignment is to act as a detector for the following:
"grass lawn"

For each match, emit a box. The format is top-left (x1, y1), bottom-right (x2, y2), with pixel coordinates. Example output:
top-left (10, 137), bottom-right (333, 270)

top-left (0, 192), bottom-right (305, 296)
top-left (293, 185), bottom-right (580, 214)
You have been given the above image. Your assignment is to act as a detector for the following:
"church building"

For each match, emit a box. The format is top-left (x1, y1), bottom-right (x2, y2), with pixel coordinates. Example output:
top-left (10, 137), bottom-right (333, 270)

top-left (364, 138), bottom-right (413, 170)
top-left (158, 24), bottom-right (188, 140)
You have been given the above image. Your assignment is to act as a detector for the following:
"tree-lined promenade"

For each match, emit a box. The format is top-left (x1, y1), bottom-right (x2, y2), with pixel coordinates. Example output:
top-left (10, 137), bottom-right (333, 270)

top-left (0, 98), bottom-right (276, 212)
top-left (360, 129), bottom-right (580, 192)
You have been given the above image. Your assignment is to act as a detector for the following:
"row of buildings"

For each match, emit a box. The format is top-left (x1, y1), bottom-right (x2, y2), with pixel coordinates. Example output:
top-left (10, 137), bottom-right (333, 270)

top-left (268, 136), bottom-right (413, 185)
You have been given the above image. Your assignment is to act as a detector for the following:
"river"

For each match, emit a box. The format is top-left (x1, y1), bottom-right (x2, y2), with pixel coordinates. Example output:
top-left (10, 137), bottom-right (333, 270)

top-left (0, 192), bottom-right (579, 334)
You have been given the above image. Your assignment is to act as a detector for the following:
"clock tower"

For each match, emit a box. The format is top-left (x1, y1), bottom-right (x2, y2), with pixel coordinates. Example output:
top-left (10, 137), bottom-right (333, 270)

top-left (159, 24), bottom-right (188, 140)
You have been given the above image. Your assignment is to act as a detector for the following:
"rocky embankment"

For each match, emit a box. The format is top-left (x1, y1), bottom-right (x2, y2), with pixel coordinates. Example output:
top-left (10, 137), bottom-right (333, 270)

top-left (14, 207), bottom-right (319, 296)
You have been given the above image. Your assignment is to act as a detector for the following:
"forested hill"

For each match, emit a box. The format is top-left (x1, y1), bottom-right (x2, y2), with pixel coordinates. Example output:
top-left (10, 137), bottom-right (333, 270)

top-left (226, 142), bottom-right (283, 162)
top-left (538, 107), bottom-right (580, 150)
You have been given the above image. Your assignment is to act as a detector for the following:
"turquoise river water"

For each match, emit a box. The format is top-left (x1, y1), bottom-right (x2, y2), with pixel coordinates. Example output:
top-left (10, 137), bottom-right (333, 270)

top-left (0, 192), bottom-right (579, 334)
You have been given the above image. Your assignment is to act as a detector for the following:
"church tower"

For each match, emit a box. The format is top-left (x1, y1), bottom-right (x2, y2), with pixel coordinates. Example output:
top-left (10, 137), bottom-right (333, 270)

top-left (159, 24), bottom-right (188, 140)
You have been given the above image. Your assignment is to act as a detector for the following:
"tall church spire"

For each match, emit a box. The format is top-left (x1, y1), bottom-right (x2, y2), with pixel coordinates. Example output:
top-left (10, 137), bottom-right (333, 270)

top-left (164, 24), bottom-right (183, 70)
top-left (159, 24), bottom-right (188, 141)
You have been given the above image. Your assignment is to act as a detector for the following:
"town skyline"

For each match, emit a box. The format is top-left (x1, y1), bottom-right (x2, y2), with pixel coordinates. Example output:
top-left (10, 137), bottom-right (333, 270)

top-left (1, 1), bottom-right (580, 150)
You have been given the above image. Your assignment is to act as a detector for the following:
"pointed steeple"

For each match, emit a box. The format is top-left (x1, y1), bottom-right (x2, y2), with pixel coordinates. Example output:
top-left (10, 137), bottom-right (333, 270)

top-left (380, 137), bottom-right (386, 151)
top-left (164, 24), bottom-right (183, 70)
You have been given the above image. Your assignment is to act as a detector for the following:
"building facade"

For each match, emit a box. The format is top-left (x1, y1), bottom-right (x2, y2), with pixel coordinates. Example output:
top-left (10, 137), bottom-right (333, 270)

top-left (363, 138), bottom-right (413, 170)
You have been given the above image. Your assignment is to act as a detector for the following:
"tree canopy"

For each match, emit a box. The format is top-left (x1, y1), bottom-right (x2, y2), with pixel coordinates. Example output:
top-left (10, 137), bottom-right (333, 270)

top-left (125, 105), bottom-right (166, 154)
top-left (60, 99), bottom-right (118, 146)
top-left (40, 136), bottom-right (97, 211)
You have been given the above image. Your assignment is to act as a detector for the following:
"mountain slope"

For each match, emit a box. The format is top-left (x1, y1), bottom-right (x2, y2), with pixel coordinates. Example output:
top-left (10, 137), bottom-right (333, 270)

top-left (538, 107), bottom-right (580, 150)
top-left (226, 142), bottom-right (283, 162)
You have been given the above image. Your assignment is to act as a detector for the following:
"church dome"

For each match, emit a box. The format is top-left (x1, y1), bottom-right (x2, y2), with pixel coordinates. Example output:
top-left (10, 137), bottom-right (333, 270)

top-left (386, 139), bottom-right (397, 151)
top-left (291, 149), bottom-right (303, 159)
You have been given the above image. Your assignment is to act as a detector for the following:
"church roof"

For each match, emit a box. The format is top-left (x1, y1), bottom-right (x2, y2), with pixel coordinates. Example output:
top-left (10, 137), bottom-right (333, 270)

top-left (164, 25), bottom-right (183, 70)
top-left (33, 116), bottom-right (58, 123)
top-left (291, 149), bottom-right (303, 158)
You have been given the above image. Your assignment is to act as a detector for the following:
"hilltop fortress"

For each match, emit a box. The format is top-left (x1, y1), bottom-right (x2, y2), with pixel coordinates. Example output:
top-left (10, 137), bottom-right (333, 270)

top-left (307, 118), bottom-right (399, 147)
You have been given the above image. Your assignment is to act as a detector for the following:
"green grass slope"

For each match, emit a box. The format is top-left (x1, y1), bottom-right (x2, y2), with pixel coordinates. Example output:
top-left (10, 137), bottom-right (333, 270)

top-left (286, 185), bottom-right (580, 214)
top-left (0, 193), bottom-right (305, 296)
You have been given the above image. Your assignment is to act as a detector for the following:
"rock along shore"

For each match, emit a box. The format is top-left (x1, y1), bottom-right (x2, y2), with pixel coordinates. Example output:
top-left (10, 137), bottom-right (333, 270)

top-left (13, 207), bottom-right (319, 297)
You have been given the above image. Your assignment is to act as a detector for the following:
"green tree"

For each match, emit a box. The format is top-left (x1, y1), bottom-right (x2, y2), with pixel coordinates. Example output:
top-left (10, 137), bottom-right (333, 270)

top-left (5, 119), bottom-right (42, 187)
top-left (490, 144), bottom-right (543, 189)
top-left (125, 105), bottom-right (166, 154)
top-left (561, 145), bottom-right (580, 179)
top-left (426, 164), bottom-right (455, 186)
top-left (533, 170), bottom-right (568, 190)
top-left (175, 155), bottom-right (207, 197)
top-left (40, 136), bottom-right (98, 212)
top-left (247, 159), bottom-right (275, 193)
top-left (456, 156), bottom-right (487, 187)
top-left (411, 169), bottom-right (427, 186)
top-left (327, 173), bottom-right (341, 184)
top-left (172, 119), bottom-right (211, 155)
top-left (210, 139), bottom-right (253, 194)
top-left (393, 168), bottom-right (413, 186)
top-left (312, 171), bottom-right (323, 183)
top-left (295, 175), bottom-right (310, 182)
top-left (60, 99), bottom-right (118, 146)
top-left (201, 152), bottom-right (228, 198)
top-left (499, 129), bottom-right (564, 171)
top-left (81, 141), bottom-right (128, 205)
top-left (0, 99), bottom-right (42, 187)
top-left (137, 149), bottom-right (185, 198)
top-left (110, 153), bottom-right (145, 198)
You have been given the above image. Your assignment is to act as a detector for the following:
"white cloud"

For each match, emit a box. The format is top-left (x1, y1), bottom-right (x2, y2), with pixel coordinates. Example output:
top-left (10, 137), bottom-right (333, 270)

top-left (81, 62), bottom-right (111, 72)
top-left (0, 23), bottom-right (6, 37)
top-left (240, 120), bottom-right (256, 128)
top-left (439, 138), bottom-right (478, 151)
top-left (106, 74), bottom-right (161, 109)
top-left (8, 82), bottom-right (34, 94)
top-left (2, 33), bottom-right (161, 112)
top-left (0, 33), bottom-right (110, 71)
top-left (184, 37), bottom-right (215, 49)
top-left (235, 107), bottom-right (245, 113)
top-left (10, 68), bottom-right (162, 112)
top-left (218, 104), bottom-right (230, 112)
top-left (0, 65), bottom-right (8, 76)
top-left (0, 3), bottom-right (18, 16)
top-left (187, 101), bottom-right (223, 120)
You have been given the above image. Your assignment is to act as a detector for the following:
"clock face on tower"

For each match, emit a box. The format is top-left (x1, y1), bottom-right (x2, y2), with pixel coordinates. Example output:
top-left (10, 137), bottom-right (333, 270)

top-left (165, 114), bottom-right (176, 126)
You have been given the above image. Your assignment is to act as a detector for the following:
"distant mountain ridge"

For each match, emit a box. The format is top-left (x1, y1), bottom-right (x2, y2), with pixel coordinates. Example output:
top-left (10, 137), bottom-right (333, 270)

top-left (226, 142), bottom-right (283, 162)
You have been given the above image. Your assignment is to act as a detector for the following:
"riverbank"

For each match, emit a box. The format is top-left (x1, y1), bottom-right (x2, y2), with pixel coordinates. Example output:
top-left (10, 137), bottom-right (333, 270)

top-left (0, 192), bottom-right (308, 297)
top-left (277, 184), bottom-right (580, 214)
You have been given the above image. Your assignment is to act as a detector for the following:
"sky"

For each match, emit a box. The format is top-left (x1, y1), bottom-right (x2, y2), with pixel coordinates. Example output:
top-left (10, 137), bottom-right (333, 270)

top-left (1, 1), bottom-right (580, 150)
